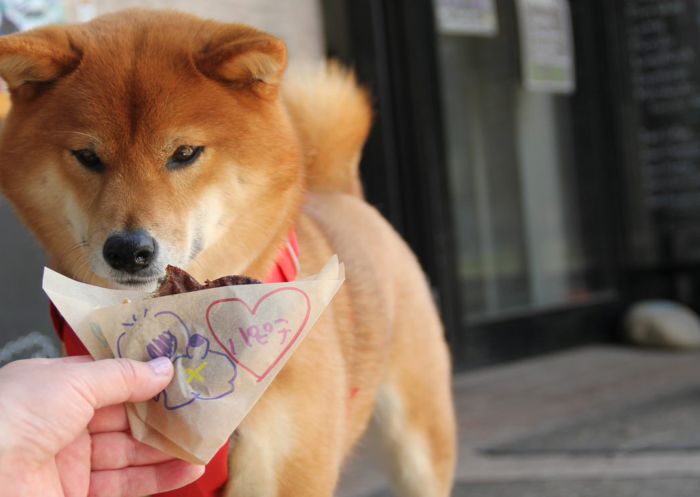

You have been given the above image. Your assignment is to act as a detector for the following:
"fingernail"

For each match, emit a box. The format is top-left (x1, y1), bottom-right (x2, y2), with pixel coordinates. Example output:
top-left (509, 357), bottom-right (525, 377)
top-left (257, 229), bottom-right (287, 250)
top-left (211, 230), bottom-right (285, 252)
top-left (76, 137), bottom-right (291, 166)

top-left (148, 356), bottom-right (173, 376)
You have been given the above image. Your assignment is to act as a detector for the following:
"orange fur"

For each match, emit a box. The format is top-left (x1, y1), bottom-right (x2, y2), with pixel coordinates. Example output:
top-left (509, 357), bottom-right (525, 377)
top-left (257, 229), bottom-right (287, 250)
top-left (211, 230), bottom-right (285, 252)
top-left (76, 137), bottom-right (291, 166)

top-left (0, 10), bottom-right (455, 497)
top-left (0, 92), bottom-right (9, 120)
top-left (283, 62), bottom-right (372, 197)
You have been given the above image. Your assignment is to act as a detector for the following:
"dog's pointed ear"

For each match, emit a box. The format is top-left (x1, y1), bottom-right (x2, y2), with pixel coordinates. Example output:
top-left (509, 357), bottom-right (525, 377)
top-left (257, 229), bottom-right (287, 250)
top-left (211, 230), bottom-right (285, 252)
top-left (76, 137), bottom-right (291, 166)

top-left (0, 27), bottom-right (81, 94)
top-left (195, 26), bottom-right (287, 98)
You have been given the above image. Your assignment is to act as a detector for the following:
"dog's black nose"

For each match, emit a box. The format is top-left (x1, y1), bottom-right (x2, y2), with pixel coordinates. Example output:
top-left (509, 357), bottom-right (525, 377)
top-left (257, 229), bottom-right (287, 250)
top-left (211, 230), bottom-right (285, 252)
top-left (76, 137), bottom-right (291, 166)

top-left (103, 230), bottom-right (157, 273)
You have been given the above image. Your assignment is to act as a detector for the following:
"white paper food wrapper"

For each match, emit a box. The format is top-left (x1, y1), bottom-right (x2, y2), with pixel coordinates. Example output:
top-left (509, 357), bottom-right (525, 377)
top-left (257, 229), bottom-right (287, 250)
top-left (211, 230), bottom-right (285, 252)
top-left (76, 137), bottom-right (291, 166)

top-left (43, 256), bottom-right (344, 464)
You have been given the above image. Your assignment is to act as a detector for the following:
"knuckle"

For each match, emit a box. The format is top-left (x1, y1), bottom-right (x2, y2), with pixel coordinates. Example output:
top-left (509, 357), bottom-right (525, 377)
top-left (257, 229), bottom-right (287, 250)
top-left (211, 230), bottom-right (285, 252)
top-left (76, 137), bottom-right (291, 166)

top-left (115, 358), bottom-right (140, 388)
top-left (126, 437), bottom-right (139, 465)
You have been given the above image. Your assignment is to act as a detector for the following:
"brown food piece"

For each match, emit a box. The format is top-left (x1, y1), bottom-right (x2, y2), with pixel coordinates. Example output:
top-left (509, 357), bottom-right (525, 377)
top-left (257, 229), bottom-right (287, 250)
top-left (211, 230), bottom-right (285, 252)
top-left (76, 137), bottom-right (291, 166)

top-left (156, 265), bottom-right (261, 296)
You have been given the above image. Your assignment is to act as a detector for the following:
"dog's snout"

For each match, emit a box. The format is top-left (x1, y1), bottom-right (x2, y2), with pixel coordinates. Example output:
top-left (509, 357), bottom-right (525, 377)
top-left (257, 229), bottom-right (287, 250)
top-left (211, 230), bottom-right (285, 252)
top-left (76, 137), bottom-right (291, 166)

top-left (103, 230), bottom-right (157, 273)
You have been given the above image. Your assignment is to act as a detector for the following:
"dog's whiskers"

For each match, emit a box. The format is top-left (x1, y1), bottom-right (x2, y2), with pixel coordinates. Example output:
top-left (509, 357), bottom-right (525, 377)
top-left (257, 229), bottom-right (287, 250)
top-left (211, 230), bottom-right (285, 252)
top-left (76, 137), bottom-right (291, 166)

top-left (55, 241), bottom-right (88, 263)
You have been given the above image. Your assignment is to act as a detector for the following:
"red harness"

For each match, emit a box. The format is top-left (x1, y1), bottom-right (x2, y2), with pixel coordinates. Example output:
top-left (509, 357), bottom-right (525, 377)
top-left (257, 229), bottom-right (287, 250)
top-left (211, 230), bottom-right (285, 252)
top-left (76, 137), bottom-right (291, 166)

top-left (50, 232), bottom-right (300, 497)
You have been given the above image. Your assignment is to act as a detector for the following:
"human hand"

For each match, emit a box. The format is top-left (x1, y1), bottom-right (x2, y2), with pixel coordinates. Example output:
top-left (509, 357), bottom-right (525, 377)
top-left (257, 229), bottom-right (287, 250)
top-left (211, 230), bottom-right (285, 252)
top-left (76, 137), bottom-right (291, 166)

top-left (0, 356), bottom-right (205, 497)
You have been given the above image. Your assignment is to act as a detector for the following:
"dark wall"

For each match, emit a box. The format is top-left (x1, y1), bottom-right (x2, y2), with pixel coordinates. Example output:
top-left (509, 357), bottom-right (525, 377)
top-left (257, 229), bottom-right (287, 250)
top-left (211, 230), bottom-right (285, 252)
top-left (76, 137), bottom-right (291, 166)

top-left (0, 199), bottom-right (58, 366)
top-left (606, 0), bottom-right (700, 309)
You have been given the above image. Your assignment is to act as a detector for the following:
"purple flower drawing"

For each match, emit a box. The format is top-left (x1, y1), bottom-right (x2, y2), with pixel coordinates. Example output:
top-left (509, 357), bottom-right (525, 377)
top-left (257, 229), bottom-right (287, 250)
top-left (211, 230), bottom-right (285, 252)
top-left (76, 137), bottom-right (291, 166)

top-left (117, 308), bottom-right (237, 410)
top-left (163, 333), bottom-right (237, 410)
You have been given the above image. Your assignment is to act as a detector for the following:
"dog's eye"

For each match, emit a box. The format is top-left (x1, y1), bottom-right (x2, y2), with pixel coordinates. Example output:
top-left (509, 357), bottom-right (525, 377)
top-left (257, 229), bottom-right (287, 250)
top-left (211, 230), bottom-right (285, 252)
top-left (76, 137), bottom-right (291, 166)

top-left (168, 145), bottom-right (204, 170)
top-left (71, 149), bottom-right (104, 173)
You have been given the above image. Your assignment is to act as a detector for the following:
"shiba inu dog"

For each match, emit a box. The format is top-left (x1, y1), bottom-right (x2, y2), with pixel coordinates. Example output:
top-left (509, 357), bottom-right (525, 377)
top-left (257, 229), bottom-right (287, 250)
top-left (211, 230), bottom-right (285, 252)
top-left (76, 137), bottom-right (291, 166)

top-left (0, 9), bottom-right (456, 497)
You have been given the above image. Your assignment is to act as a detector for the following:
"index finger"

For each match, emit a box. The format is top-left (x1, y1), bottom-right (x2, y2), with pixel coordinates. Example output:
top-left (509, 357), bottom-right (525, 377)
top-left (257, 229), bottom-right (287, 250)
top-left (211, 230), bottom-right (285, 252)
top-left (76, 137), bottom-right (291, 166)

top-left (89, 404), bottom-right (129, 433)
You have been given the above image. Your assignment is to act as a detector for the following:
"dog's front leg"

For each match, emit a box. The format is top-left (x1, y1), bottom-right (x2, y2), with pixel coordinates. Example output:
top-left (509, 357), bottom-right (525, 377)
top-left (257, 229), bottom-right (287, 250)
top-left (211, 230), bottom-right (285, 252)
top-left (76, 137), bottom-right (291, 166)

top-left (222, 357), bottom-right (346, 497)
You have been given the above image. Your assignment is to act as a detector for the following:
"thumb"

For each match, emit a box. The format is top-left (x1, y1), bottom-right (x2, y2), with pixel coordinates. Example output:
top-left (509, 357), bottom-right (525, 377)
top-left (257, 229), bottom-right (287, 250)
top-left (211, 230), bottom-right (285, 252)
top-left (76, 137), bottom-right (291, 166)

top-left (73, 357), bottom-right (174, 409)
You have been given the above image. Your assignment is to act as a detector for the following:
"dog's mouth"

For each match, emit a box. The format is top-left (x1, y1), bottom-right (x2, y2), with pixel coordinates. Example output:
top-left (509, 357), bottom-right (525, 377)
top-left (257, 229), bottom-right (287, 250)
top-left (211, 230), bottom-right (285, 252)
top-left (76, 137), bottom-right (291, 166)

top-left (111, 268), bottom-right (165, 290)
top-left (115, 276), bottom-right (160, 287)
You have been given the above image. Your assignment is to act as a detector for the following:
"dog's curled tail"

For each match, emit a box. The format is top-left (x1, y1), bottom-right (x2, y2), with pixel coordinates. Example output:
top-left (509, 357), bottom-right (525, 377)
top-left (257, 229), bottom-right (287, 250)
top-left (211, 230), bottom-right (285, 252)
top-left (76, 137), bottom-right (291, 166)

top-left (283, 61), bottom-right (372, 197)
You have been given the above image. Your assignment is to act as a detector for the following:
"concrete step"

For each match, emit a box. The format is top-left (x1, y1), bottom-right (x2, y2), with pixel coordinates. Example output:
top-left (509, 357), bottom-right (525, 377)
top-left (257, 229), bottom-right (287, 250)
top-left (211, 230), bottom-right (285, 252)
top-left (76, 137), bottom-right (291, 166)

top-left (336, 346), bottom-right (700, 497)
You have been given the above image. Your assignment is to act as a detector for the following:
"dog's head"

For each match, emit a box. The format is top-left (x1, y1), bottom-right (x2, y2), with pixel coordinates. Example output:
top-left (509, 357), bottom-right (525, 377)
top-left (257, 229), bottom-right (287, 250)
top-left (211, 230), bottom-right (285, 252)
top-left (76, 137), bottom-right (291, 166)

top-left (0, 10), bottom-right (303, 289)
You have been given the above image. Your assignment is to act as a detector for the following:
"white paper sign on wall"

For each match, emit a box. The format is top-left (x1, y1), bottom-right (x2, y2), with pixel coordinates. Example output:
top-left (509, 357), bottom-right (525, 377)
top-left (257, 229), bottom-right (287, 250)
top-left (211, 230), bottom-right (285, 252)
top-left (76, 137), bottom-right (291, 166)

top-left (516, 0), bottom-right (576, 94)
top-left (435, 0), bottom-right (498, 37)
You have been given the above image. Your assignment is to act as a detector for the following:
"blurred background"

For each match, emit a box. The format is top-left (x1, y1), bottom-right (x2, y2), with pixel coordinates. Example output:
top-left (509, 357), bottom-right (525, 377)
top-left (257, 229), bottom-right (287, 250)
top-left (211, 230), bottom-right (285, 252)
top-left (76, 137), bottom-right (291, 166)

top-left (3, 1), bottom-right (700, 496)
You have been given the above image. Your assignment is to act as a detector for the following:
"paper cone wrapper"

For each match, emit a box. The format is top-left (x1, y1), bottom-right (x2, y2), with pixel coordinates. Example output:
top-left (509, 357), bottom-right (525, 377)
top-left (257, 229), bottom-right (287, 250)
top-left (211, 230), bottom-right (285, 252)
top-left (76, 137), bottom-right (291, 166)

top-left (43, 257), bottom-right (344, 464)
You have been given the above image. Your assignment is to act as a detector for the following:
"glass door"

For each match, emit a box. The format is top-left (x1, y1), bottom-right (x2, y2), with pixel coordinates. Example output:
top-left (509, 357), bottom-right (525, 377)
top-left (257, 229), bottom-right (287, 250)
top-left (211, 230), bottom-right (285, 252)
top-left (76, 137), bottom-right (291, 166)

top-left (323, 0), bottom-right (622, 367)
top-left (435, 0), bottom-right (616, 325)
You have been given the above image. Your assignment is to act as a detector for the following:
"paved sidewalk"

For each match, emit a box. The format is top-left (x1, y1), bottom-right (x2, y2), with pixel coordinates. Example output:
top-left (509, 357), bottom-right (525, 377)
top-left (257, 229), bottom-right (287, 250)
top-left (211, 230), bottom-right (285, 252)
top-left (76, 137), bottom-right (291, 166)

top-left (335, 346), bottom-right (700, 497)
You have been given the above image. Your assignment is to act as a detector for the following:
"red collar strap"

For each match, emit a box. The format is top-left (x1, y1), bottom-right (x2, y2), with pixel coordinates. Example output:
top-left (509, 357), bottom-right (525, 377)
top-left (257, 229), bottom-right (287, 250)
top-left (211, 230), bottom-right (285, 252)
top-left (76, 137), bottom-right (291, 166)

top-left (50, 232), bottom-right (300, 497)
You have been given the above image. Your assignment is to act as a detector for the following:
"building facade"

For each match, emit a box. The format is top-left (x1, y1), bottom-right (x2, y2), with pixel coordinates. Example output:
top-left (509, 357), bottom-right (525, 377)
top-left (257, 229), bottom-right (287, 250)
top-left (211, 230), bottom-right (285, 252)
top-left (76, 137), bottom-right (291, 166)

top-left (1, 0), bottom-right (697, 369)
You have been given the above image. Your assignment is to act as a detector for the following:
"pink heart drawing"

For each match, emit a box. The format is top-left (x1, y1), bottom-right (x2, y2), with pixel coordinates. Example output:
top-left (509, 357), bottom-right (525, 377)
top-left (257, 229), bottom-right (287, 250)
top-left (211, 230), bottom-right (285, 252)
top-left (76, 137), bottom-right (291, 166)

top-left (206, 287), bottom-right (311, 382)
